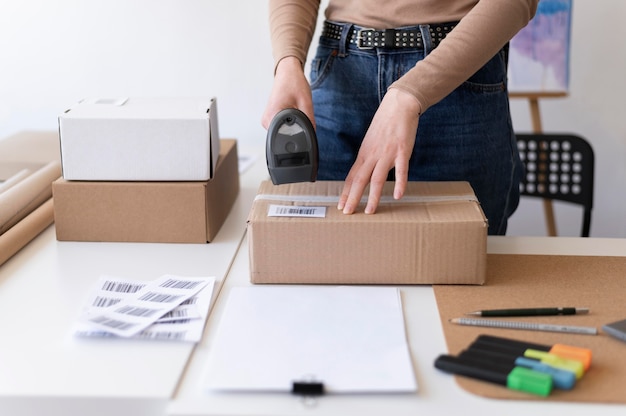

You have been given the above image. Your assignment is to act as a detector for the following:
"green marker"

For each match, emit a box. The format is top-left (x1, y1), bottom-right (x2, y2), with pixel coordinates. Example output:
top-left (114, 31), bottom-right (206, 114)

top-left (471, 338), bottom-right (586, 379)
top-left (434, 354), bottom-right (553, 397)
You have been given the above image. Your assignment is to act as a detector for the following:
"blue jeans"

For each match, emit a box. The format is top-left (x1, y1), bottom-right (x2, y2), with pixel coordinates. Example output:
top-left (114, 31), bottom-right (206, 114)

top-left (310, 22), bottom-right (522, 235)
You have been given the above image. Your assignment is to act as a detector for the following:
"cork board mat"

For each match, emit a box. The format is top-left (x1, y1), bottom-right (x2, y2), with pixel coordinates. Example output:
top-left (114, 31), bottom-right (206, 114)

top-left (433, 254), bottom-right (626, 403)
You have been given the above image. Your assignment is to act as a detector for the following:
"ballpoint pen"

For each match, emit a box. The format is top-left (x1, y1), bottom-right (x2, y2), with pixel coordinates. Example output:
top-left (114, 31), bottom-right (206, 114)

top-left (465, 307), bottom-right (590, 317)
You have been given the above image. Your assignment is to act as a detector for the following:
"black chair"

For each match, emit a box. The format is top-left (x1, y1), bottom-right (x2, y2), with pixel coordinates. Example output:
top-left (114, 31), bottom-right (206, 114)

top-left (516, 133), bottom-right (595, 237)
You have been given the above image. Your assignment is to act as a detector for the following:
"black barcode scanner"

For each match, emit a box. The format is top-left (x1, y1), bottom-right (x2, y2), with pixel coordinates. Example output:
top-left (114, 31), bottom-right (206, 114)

top-left (266, 108), bottom-right (318, 185)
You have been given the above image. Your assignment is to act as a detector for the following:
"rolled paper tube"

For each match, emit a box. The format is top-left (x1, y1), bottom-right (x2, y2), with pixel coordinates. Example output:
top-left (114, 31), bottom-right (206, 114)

top-left (0, 160), bottom-right (61, 235)
top-left (0, 198), bottom-right (54, 266)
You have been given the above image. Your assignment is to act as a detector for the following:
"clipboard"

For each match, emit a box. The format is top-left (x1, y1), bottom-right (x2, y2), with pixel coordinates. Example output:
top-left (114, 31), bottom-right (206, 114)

top-left (203, 286), bottom-right (417, 394)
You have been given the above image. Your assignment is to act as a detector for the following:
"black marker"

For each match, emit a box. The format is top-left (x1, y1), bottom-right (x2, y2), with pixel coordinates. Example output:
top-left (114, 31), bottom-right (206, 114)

top-left (459, 347), bottom-right (576, 390)
top-left (474, 334), bottom-right (592, 371)
top-left (434, 354), bottom-right (553, 396)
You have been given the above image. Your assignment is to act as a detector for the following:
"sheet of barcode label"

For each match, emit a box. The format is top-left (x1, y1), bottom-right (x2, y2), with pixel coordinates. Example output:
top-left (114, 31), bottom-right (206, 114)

top-left (75, 274), bottom-right (215, 341)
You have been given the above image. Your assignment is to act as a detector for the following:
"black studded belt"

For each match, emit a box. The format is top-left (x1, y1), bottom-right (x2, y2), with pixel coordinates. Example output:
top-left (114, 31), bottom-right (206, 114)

top-left (321, 20), bottom-right (457, 50)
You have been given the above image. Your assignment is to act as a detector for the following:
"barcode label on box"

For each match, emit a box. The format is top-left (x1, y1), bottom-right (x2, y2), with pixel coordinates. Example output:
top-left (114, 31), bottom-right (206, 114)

top-left (268, 204), bottom-right (326, 218)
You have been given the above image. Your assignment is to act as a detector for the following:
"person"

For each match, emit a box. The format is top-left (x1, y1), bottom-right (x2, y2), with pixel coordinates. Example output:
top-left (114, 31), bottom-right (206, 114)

top-left (262, 0), bottom-right (538, 235)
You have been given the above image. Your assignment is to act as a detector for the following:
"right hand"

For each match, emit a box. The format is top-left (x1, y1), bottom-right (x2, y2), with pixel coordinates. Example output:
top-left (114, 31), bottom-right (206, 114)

top-left (261, 56), bottom-right (315, 130)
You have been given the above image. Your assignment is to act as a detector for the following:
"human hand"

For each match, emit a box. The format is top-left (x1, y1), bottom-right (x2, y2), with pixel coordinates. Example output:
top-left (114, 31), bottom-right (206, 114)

top-left (338, 88), bottom-right (422, 214)
top-left (261, 56), bottom-right (315, 130)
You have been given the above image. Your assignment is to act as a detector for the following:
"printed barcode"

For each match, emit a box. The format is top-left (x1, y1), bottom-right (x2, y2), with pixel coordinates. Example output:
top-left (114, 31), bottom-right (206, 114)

top-left (268, 204), bottom-right (326, 218)
top-left (138, 292), bottom-right (184, 303)
top-left (90, 316), bottom-right (137, 331)
top-left (160, 279), bottom-right (203, 290)
top-left (157, 319), bottom-right (192, 325)
top-left (75, 330), bottom-right (115, 338)
top-left (115, 305), bottom-right (161, 317)
top-left (92, 296), bottom-right (122, 308)
top-left (276, 207), bottom-right (317, 215)
top-left (180, 297), bottom-right (198, 305)
top-left (101, 281), bottom-right (145, 293)
top-left (160, 309), bottom-right (189, 319)
top-left (137, 331), bottom-right (187, 340)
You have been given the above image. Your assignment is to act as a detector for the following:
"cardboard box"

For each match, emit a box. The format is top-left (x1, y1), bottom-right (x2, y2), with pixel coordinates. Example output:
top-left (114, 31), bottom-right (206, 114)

top-left (58, 97), bottom-right (220, 181)
top-left (247, 180), bottom-right (488, 285)
top-left (52, 139), bottom-right (239, 243)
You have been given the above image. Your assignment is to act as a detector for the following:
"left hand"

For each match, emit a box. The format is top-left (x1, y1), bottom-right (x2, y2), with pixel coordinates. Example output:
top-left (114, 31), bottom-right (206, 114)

top-left (338, 88), bottom-right (422, 214)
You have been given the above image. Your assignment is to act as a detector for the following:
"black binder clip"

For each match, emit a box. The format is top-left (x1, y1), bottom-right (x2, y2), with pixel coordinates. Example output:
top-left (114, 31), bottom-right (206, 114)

top-left (292, 376), bottom-right (324, 407)
top-left (291, 380), bottom-right (325, 396)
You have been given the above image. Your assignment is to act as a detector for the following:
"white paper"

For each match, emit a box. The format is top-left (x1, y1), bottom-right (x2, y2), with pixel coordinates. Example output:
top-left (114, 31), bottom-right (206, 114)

top-left (76, 275), bottom-right (215, 342)
top-left (204, 286), bottom-right (417, 394)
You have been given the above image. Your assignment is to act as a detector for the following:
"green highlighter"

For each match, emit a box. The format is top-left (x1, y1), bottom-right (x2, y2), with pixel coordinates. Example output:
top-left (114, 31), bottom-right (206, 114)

top-left (471, 337), bottom-right (586, 379)
top-left (435, 354), bottom-right (553, 397)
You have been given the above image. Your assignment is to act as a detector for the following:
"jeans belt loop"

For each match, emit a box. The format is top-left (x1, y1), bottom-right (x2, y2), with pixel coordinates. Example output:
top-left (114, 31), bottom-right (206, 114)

top-left (338, 23), bottom-right (353, 57)
top-left (419, 24), bottom-right (433, 54)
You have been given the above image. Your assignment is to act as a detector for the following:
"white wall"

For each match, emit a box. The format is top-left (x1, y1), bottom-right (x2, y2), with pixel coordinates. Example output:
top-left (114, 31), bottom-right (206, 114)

top-left (507, 1), bottom-right (626, 237)
top-left (1, 1), bottom-right (624, 237)
top-left (0, 0), bottom-right (275, 147)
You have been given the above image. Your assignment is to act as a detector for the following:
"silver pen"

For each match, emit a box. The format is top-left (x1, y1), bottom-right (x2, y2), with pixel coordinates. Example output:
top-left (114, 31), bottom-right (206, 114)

top-left (450, 317), bottom-right (598, 335)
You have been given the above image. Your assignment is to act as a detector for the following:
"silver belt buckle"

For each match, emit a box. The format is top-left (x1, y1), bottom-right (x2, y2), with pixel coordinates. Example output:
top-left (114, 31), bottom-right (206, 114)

top-left (356, 28), bottom-right (376, 49)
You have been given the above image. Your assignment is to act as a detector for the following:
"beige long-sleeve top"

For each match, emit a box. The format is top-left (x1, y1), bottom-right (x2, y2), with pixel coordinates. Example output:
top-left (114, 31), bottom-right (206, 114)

top-left (269, 0), bottom-right (538, 112)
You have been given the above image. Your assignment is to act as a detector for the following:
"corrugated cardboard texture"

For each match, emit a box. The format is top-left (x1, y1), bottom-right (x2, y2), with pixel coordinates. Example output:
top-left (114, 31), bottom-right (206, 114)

top-left (247, 180), bottom-right (487, 284)
top-left (53, 139), bottom-right (238, 243)
top-left (434, 254), bottom-right (626, 403)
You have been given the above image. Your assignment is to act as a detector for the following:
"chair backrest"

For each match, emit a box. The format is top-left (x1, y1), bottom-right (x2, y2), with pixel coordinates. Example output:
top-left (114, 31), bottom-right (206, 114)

top-left (516, 133), bottom-right (595, 237)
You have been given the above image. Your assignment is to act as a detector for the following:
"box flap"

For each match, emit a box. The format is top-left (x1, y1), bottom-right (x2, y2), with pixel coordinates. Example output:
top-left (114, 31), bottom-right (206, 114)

top-left (208, 98), bottom-right (220, 177)
top-left (61, 97), bottom-right (215, 119)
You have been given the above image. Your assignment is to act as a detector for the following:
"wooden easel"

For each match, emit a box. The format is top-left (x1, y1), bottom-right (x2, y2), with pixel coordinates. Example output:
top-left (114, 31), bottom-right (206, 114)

top-left (509, 91), bottom-right (568, 237)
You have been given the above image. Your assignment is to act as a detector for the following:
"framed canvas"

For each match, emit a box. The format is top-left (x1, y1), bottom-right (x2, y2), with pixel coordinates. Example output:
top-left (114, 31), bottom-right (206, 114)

top-left (508, 0), bottom-right (573, 93)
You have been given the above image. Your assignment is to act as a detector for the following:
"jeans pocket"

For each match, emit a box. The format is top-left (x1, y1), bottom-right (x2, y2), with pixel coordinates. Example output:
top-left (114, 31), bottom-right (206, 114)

top-left (310, 46), bottom-right (337, 90)
top-left (459, 48), bottom-right (508, 94)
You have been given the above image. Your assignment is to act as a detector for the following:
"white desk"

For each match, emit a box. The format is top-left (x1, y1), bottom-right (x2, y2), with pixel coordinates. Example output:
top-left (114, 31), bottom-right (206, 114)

top-left (0, 142), bottom-right (266, 416)
top-left (168, 235), bottom-right (626, 416)
top-left (2, 134), bottom-right (626, 415)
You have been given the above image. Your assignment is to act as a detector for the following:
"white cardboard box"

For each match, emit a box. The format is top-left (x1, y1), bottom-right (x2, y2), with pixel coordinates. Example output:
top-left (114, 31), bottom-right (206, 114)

top-left (58, 97), bottom-right (220, 181)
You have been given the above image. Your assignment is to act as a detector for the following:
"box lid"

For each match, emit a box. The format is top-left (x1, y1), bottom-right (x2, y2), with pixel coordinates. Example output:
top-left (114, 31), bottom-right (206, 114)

top-left (61, 97), bottom-right (215, 119)
top-left (58, 97), bottom-right (220, 181)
